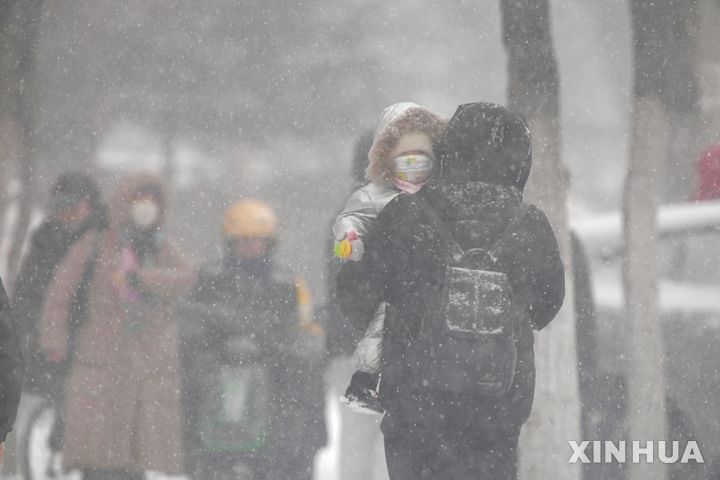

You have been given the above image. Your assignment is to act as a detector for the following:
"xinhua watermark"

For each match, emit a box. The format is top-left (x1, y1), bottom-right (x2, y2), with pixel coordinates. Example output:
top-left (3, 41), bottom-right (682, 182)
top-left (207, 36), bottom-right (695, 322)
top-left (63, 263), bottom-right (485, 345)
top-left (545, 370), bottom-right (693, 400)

top-left (568, 441), bottom-right (704, 464)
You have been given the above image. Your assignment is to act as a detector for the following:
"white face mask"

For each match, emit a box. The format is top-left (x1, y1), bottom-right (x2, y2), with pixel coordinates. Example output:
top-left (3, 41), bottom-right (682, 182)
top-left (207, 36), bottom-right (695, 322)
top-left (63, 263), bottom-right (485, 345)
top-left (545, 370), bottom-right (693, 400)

top-left (393, 153), bottom-right (434, 185)
top-left (130, 200), bottom-right (159, 229)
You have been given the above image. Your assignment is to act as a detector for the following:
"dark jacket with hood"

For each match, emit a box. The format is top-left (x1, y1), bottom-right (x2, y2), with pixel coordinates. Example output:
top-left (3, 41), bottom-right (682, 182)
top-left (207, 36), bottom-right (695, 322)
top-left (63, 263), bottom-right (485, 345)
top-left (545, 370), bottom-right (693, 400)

top-left (336, 103), bottom-right (565, 433)
top-left (12, 215), bottom-right (105, 393)
top-left (183, 250), bottom-right (326, 478)
top-left (12, 172), bottom-right (107, 393)
top-left (0, 277), bottom-right (23, 441)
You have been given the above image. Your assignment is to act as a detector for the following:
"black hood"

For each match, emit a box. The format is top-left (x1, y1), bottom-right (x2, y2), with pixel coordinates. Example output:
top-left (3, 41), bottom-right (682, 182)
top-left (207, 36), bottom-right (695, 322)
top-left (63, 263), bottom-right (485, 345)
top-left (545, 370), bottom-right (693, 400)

top-left (436, 103), bottom-right (532, 191)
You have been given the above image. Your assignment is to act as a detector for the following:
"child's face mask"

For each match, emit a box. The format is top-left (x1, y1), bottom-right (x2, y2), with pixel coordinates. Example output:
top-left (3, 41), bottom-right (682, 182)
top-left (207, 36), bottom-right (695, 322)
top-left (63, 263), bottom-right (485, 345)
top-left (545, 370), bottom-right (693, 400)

top-left (130, 200), bottom-right (159, 230)
top-left (393, 153), bottom-right (434, 185)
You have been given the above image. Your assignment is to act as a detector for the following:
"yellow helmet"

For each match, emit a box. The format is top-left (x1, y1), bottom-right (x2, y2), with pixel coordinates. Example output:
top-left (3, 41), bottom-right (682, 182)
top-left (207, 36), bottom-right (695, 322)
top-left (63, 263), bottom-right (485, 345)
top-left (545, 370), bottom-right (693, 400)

top-left (223, 199), bottom-right (279, 238)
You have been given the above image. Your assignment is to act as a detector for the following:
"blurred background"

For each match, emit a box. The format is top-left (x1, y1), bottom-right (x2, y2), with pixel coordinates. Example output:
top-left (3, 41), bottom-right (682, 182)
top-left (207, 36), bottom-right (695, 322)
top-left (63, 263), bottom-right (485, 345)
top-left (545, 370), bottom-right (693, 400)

top-left (0, 0), bottom-right (719, 294)
top-left (2, 2), bottom-right (720, 479)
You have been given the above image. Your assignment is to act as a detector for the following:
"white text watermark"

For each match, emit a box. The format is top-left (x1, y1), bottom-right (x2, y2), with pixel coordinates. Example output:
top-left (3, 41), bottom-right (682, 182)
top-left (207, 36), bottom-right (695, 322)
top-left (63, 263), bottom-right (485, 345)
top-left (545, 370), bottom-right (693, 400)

top-left (568, 441), bottom-right (704, 464)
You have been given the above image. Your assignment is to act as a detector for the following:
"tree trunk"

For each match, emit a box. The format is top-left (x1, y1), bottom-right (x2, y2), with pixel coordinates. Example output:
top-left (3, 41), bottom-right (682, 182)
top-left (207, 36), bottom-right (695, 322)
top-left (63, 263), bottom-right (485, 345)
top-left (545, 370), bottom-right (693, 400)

top-left (697, 1), bottom-right (720, 149)
top-left (625, 1), bottom-right (670, 480)
top-left (6, 155), bottom-right (33, 283)
top-left (0, 0), bottom-right (44, 283)
top-left (661, 0), bottom-right (701, 203)
top-left (0, 115), bottom-right (20, 277)
top-left (624, 95), bottom-right (668, 480)
top-left (501, 1), bottom-right (581, 479)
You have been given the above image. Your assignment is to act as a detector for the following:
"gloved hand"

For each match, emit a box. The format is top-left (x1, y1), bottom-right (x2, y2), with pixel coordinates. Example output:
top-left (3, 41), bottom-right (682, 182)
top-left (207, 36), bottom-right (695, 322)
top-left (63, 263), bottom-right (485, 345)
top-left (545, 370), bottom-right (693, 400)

top-left (334, 231), bottom-right (364, 262)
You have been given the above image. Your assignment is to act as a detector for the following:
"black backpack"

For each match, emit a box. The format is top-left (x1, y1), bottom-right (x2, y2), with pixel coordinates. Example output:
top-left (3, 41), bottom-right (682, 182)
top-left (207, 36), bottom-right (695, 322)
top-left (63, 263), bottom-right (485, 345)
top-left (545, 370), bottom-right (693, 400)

top-left (409, 197), bottom-right (528, 396)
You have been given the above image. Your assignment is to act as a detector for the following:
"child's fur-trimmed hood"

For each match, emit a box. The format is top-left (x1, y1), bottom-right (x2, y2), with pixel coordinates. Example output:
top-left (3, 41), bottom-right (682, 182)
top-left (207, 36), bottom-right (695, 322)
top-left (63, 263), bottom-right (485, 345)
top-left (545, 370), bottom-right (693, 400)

top-left (367, 102), bottom-right (446, 187)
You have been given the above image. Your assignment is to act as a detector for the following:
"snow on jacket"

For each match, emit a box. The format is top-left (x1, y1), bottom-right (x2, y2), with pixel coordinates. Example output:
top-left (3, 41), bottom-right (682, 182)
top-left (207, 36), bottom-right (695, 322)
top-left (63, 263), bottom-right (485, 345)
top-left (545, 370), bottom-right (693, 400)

top-left (39, 173), bottom-right (193, 474)
top-left (0, 277), bottom-right (23, 442)
top-left (336, 102), bottom-right (565, 433)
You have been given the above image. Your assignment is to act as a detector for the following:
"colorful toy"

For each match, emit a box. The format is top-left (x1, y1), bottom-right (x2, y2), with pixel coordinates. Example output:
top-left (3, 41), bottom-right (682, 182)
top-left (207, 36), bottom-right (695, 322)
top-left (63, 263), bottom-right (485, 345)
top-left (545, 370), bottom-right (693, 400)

top-left (334, 231), bottom-right (363, 261)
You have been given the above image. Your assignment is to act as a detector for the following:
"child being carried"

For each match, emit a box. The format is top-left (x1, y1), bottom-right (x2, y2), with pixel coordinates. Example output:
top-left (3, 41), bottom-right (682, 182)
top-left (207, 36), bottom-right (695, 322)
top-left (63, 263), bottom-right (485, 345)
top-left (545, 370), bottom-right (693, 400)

top-left (334, 102), bottom-right (446, 414)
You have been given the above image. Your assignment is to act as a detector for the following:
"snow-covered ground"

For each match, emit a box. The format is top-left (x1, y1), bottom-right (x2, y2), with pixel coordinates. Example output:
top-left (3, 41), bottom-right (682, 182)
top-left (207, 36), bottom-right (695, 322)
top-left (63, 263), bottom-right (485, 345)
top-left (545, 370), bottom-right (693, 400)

top-left (0, 390), bottom-right (344, 480)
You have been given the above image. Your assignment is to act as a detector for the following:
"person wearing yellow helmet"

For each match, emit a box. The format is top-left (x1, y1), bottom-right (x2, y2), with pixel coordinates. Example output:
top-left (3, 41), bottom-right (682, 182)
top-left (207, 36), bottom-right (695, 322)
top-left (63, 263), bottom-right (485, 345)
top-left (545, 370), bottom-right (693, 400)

top-left (181, 198), bottom-right (326, 480)
top-left (223, 199), bottom-right (278, 252)
top-left (223, 199), bottom-right (278, 236)
top-left (222, 200), bottom-right (319, 332)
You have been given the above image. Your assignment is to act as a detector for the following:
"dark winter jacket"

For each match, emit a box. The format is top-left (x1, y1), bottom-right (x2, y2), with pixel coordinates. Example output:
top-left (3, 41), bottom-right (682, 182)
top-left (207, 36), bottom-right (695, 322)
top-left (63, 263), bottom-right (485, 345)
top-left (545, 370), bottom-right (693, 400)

top-left (190, 257), bottom-right (317, 354)
top-left (12, 214), bottom-right (104, 393)
top-left (183, 256), bottom-right (326, 474)
top-left (336, 103), bottom-right (565, 433)
top-left (0, 277), bottom-right (23, 441)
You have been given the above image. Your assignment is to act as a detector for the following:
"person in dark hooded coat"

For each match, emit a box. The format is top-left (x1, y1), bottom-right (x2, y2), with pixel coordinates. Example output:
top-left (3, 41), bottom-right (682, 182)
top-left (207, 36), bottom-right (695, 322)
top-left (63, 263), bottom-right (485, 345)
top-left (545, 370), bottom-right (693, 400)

top-left (183, 198), bottom-right (326, 480)
top-left (336, 102), bottom-right (565, 479)
top-left (12, 171), bottom-right (106, 394)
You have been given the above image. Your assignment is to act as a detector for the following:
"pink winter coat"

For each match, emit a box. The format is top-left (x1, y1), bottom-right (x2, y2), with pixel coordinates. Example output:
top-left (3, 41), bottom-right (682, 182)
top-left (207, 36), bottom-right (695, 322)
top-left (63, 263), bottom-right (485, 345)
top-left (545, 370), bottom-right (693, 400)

top-left (40, 174), bottom-right (193, 474)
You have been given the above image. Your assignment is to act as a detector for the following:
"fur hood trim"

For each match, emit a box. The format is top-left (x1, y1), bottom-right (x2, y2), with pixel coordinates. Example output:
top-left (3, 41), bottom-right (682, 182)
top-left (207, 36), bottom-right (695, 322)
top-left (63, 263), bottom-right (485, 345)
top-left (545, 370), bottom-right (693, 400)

top-left (367, 102), bottom-right (446, 187)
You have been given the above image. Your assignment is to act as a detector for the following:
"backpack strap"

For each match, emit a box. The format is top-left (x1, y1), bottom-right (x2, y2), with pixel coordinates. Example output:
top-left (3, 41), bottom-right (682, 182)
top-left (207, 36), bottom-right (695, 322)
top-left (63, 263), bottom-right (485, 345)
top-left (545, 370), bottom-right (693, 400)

top-left (414, 194), bottom-right (529, 266)
top-left (412, 195), bottom-right (465, 264)
top-left (484, 204), bottom-right (530, 265)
